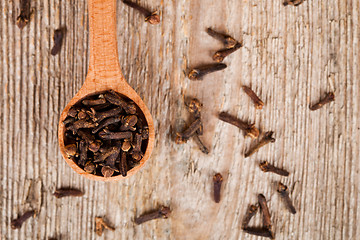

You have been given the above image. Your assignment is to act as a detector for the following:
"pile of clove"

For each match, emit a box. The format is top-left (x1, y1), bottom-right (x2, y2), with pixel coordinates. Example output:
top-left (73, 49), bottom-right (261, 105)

top-left (62, 90), bottom-right (149, 178)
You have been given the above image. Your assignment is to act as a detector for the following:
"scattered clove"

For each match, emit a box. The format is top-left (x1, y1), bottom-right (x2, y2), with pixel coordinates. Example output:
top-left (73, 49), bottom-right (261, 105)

top-left (309, 92), bottom-right (335, 111)
top-left (218, 112), bottom-right (259, 139)
top-left (175, 118), bottom-right (202, 143)
top-left (16, 0), bottom-right (31, 29)
top-left (242, 86), bottom-right (264, 110)
top-left (53, 188), bottom-right (84, 198)
top-left (283, 0), bottom-right (305, 6)
top-left (176, 98), bottom-right (209, 154)
top-left (51, 28), bottom-right (66, 56)
top-left (212, 42), bottom-right (242, 62)
top-left (258, 194), bottom-right (272, 231)
top-left (134, 206), bottom-right (171, 225)
top-left (188, 63), bottom-right (227, 80)
top-left (277, 182), bottom-right (296, 214)
top-left (193, 135), bottom-right (209, 154)
top-left (241, 204), bottom-right (258, 229)
top-left (206, 28), bottom-right (237, 49)
top-left (245, 132), bottom-right (275, 158)
top-left (95, 217), bottom-right (115, 236)
top-left (243, 227), bottom-right (275, 239)
top-left (122, 0), bottom-right (160, 25)
top-left (186, 98), bottom-right (202, 119)
top-left (213, 173), bottom-right (223, 203)
top-left (259, 161), bottom-right (289, 176)
top-left (11, 210), bottom-right (36, 229)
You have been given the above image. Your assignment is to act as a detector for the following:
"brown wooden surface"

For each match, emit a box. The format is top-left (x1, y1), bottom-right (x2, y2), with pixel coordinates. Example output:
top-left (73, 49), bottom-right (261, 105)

top-left (1, 0), bottom-right (359, 239)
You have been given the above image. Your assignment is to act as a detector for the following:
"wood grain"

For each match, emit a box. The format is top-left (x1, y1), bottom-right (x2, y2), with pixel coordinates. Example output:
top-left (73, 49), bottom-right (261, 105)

top-left (1, 0), bottom-right (359, 239)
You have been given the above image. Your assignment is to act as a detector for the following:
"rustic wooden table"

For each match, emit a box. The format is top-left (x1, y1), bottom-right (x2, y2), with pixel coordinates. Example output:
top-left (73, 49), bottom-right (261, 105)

top-left (1, 0), bottom-right (359, 239)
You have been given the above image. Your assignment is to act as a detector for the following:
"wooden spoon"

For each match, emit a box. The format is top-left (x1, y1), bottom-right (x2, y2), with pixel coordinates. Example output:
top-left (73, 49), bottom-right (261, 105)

top-left (58, 0), bottom-right (154, 181)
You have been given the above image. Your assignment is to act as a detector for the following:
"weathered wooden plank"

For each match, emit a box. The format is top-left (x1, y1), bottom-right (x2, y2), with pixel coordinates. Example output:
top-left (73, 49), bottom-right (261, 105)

top-left (0, 0), bottom-right (359, 239)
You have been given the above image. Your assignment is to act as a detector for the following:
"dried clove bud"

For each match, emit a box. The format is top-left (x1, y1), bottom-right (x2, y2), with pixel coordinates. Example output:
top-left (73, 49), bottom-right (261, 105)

top-left (98, 129), bottom-right (132, 140)
top-left (245, 132), bottom-right (275, 158)
top-left (213, 173), bottom-right (223, 203)
top-left (120, 115), bottom-right (138, 131)
top-left (64, 144), bottom-right (77, 157)
top-left (218, 112), bottom-right (259, 139)
top-left (101, 146), bottom-right (121, 171)
top-left (51, 28), bottom-right (66, 56)
top-left (188, 63), bottom-right (227, 80)
top-left (77, 129), bottom-right (95, 143)
top-left (53, 188), bottom-right (84, 198)
top-left (258, 194), bottom-right (272, 230)
top-left (243, 227), bottom-right (275, 239)
top-left (259, 161), bottom-right (289, 176)
top-left (67, 107), bottom-right (79, 118)
top-left (122, 0), bottom-right (160, 25)
top-left (104, 90), bottom-right (136, 114)
top-left (63, 117), bottom-right (75, 126)
top-left (206, 27), bottom-right (237, 49)
top-left (193, 135), bottom-right (209, 154)
top-left (283, 0), bottom-right (305, 6)
top-left (78, 140), bottom-right (88, 166)
top-left (175, 118), bottom-right (202, 143)
top-left (119, 151), bottom-right (128, 177)
top-left (241, 204), bottom-right (258, 229)
top-left (95, 217), bottom-right (115, 236)
top-left (94, 107), bottom-right (123, 122)
top-left (82, 98), bottom-right (106, 106)
top-left (277, 182), bottom-right (296, 214)
top-left (94, 146), bottom-right (121, 163)
top-left (212, 42), bottom-right (242, 62)
top-left (77, 109), bottom-right (89, 120)
top-left (134, 206), bottom-right (171, 225)
top-left (309, 92), bottom-right (335, 111)
top-left (101, 166), bottom-right (115, 178)
top-left (92, 116), bottom-right (122, 134)
top-left (67, 120), bottom-right (97, 133)
top-left (11, 210), bottom-right (36, 229)
top-left (16, 0), bottom-right (31, 29)
top-left (140, 127), bottom-right (149, 140)
top-left (186, 98), bottom-right (202, 119)
top-left (121, 139), bottom-right (132, 152)
top-left (242, 86), bottom-right (264, 110)
top-left (84, 161), bottom-right (96, 173)
top-left (88, 140), bottom-right (102, 153)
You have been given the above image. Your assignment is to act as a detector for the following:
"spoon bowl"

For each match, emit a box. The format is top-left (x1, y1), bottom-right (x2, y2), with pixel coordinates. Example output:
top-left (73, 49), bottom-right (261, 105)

top-left (58, 0), bottom-right (154, 181)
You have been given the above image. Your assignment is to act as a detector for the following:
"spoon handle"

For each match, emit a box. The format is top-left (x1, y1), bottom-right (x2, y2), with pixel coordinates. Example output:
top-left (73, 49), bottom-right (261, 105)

top-left (87, 0), bottom-right (125, 84)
